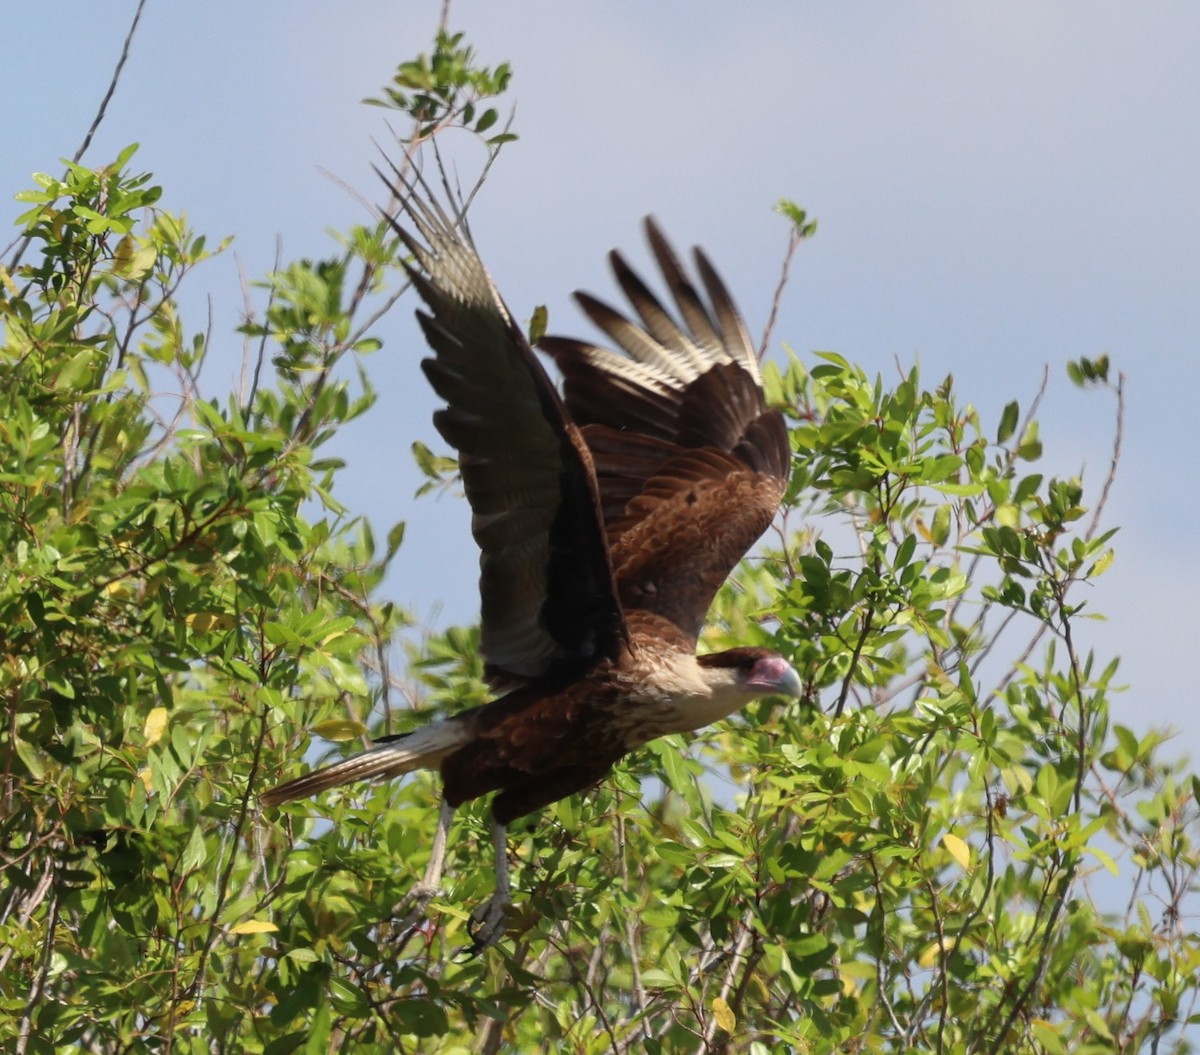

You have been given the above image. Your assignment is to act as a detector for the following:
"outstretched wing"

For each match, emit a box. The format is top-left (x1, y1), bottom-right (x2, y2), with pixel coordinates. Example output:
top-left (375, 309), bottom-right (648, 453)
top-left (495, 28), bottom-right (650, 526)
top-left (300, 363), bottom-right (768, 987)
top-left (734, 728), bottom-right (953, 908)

top-left (540, 220), bottom-right (790, 647)
top-left (384, 177), bottom-right (627, 684)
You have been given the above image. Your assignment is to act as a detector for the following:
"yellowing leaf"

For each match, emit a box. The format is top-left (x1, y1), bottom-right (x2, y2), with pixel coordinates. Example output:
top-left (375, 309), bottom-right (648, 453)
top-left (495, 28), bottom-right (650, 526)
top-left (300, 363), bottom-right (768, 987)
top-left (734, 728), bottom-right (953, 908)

top-left (942, 832), bottom-right (971, 869)
top-left (137, 767), bottom-right (153, 792)
top-left (104, 582), bottom-right (133, 601)
top-left (130, 245), bottom-right (157, 277)
top-left (995, 502), bottom-right (1019, 528)
top-left (143, 707), bottom-right (169, 746)
top-left (528, 304), bottom-right (549, 344)
top-left (917, 936), bottom-right (958, 969)
top-left (230, 920), bottom-right (278, 935)
top-left (185, 612), bottom-right (235, 632)
top-left (711, 997), bottom-right (736, 1033)
top-left (310, 719), bottom-right (368, 742)
top-left (1090, 549), bottom-right (1115, 578)
top-left (112, 234), bottom-right (135, 272)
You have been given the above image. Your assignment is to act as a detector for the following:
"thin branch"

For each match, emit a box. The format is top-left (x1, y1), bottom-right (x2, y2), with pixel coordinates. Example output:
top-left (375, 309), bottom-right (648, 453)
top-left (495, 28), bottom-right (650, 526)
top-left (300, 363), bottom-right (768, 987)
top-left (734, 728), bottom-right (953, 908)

top-left (241, 237), bottom-right (282, 412)
top-left (834, 599), bottom-right (875, 718)
top-left (925, 874), bottom-right (951, 1055)
top-left (757, 225), bottom-right (803, 361)
top-left (73, 0), bottom-right (149, 164)
top-left (1083, 371), bottom-right (1125, 544)
top-left (189, 701), bottom-right (272, 1003)
top-left (5, 0), bottom-right (149, 268)
top-left (695, 906), bottom-right (757, 1053)
top-left (983, 570), bottom-right (1090, 1052)
top-left (14, 859), bottom-right (61, 1055)
top-left (615, 814), bottom-right (651, 1042)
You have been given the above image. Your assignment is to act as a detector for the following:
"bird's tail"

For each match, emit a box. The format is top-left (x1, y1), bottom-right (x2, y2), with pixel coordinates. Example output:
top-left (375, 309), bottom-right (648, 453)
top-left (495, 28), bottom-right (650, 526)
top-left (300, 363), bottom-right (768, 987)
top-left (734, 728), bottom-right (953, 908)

top-left (260, 718), bottom-right (469, 807)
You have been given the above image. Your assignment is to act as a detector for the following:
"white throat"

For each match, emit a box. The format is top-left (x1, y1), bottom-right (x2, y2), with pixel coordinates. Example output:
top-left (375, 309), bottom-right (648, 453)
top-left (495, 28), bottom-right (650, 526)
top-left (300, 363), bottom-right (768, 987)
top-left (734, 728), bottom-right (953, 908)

top-left (634, 653), bottom-right (758, 739)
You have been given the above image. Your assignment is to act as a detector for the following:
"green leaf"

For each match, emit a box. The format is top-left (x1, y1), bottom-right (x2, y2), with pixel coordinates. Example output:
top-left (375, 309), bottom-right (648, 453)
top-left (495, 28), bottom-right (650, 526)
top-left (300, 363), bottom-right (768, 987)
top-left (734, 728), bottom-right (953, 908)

top-left (180, 826), bottom-right (208, 874)
top-left (392, 998), bottom-right (450, 1037)
top-left (13, 737), bottom-right (45, 780)
top-left (328, 976), bottom-right (369, 1017)
top-left (776, 198), bottom-right (818, 238)
top-left (657, 742), bottom-right (692, 797)
top-left (997, 400), bottom-right (1020, 443)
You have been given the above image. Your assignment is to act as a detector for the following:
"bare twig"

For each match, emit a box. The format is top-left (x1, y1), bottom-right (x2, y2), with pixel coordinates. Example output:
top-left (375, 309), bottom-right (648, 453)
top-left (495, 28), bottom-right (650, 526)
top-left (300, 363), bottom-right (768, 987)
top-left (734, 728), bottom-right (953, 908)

top-left (240, 237), bottom-right (283, 412)
top-left (615, 814), bottom-right (651, 1041)
top-left (4, 0), bottom-right (149, 268)
top-left (757, 225), bottom-right (803, 362)
top-left (696, 906), bottom-right (757, 1052)
top-left (189, 701), bottom-right (272, 1004)
top-left (14, 861), bottom-right (61, 1055)
top-left (1084, 371), bottom-right (1125, 544)
top-left (73, 0), bottom-right (149, 164)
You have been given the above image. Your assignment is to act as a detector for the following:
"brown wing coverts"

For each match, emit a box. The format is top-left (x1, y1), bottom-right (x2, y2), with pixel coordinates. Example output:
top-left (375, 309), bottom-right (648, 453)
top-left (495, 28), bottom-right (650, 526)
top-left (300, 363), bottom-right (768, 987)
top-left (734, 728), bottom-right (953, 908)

top-left (540, 219), bottom-right (790, 645)
top-left (385, 185), bottom-right (625, 682)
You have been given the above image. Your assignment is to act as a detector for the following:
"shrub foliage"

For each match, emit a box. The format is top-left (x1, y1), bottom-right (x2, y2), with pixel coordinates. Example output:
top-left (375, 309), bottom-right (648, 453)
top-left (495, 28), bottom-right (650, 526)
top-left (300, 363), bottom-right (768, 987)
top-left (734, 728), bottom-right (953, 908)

top-left (2, 28), bottom-right (1197, 1055)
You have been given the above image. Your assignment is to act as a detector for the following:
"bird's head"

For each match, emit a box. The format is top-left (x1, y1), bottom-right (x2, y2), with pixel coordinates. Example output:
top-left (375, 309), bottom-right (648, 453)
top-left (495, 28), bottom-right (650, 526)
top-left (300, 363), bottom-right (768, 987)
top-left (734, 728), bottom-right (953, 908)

top-left (696, 646), bottom-right (803, 704)
top-left (691, 648), bottom-right (801, 729)
top-left (648, 646), bottom-right (802, 737)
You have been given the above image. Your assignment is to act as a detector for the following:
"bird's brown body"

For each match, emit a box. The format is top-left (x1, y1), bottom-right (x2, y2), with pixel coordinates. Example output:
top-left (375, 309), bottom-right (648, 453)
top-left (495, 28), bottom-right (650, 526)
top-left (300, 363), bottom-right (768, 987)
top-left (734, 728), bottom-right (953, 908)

top-left (261, 178), bottom-right (801, 946)
top-left (437, 638), bottom-right (786, 824)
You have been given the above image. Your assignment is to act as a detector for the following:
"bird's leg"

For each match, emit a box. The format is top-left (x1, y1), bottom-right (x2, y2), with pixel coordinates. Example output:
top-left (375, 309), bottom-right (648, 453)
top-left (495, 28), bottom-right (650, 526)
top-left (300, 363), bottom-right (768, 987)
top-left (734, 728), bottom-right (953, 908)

top-left (466, 816), bottom-right (511, 953)
top-left (394, 798), bottom-right (455, 925)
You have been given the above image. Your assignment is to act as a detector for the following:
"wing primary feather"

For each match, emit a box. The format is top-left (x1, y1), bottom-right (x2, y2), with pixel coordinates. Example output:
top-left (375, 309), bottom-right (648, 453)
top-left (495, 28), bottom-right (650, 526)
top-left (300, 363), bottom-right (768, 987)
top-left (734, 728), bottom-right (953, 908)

top-left (377, 166), bottom-right (628, 684)
top-left (538, 217), bottom-right (792, 649)
top-left (572, 292), bottom-right (688, 379)
top-left (383, 183), bottom-right (792, 658)
top-left (607, 250), bottom-right (697, 359)
top-left (643, 218), bottom-right (725, 367)
top-left (693, 247), bottom-right (762, 383)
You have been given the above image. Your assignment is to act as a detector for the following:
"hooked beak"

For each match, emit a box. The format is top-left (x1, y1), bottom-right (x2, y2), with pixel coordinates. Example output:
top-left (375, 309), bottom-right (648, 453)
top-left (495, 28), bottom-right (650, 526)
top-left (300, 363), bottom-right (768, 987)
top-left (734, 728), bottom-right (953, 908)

top-left (749, 655), bottom-right (803, 699)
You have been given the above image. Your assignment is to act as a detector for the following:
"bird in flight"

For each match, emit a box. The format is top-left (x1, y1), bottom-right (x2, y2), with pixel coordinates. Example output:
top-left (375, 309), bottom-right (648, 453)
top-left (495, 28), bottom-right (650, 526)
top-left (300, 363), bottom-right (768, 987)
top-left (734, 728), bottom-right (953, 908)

top-left (262, 180), bottom-right (801, 949)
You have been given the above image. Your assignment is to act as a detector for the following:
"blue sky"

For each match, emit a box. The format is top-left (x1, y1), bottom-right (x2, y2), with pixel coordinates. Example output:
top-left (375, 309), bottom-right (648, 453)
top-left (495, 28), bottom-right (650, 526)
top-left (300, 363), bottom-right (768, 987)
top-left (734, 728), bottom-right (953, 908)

top-left (4, 3), bottom-right (1198, 762)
